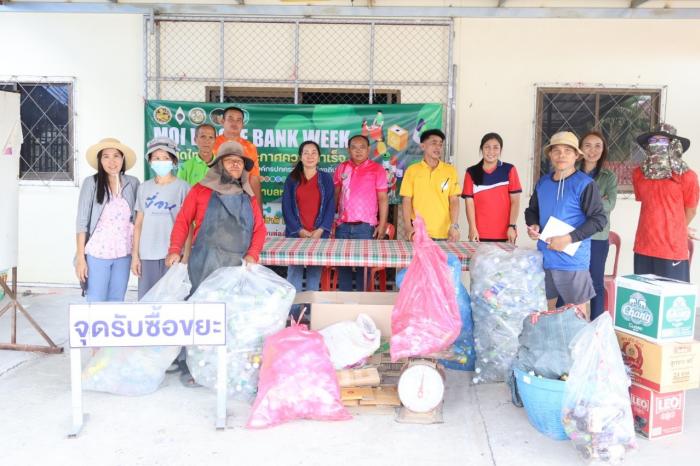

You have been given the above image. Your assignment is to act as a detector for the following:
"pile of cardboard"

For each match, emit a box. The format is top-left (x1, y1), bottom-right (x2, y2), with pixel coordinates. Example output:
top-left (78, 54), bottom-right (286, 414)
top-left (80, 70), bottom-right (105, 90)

top-left (338, 365), bottom-right (401, 413)
top-left (613, 274), bottom-right (700, 440)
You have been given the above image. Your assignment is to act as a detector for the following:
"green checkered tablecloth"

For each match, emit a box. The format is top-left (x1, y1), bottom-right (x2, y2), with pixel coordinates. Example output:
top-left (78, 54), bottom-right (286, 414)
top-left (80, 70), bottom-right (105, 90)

top-left (259, 237), bottom-right (515, 270)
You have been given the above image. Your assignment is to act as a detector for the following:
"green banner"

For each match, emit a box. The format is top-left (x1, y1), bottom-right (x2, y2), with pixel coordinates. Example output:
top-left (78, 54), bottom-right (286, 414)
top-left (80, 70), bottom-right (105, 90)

top-left (145, 101), bottom-right (442, 232)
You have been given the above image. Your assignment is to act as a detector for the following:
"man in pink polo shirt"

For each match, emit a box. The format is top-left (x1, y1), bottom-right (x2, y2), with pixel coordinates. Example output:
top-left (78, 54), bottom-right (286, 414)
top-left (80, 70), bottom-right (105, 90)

top-left (333, 134), bottom-right (389, 291)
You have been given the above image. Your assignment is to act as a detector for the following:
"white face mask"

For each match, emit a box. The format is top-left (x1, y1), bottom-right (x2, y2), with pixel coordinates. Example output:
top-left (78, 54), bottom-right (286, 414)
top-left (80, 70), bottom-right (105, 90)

top-left (151, 160), bottom-right (174, 177)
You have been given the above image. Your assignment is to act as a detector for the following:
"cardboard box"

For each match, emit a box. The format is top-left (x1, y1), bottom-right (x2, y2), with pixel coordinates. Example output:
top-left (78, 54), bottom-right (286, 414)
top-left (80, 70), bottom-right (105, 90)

top-left (630, 383), bottom-right (685, 439)
top-left (387, 124), bottom-right (409, 152)
top-left (294, 291), bottom-right (397, 337)
top-left (616, 330), bottom-right (700, 393)
top-left (614, 274), bottom-right (696, 342)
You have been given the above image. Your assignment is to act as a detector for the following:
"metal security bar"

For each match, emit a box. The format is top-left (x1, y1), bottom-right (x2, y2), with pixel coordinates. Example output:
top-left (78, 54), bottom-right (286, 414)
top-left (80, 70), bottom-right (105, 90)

top-left (534, 84), bottom-right (663, 193)
top-left (0, 78), bottom-right (76, 183)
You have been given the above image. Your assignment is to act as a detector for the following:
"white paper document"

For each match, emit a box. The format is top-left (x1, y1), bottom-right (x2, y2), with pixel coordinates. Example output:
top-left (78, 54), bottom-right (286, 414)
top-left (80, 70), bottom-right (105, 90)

top-left (539, 216), bottom-right (581, 256)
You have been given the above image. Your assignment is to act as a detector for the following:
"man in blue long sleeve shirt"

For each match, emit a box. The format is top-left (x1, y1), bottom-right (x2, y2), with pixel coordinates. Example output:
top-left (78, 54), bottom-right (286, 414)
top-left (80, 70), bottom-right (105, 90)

top-left (525, 131), bottom-right (607, 317)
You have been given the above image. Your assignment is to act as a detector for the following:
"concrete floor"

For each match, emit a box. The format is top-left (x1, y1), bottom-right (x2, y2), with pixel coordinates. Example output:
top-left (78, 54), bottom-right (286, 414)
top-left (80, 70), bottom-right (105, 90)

top-left (0, 287), bottom-right (698, 466)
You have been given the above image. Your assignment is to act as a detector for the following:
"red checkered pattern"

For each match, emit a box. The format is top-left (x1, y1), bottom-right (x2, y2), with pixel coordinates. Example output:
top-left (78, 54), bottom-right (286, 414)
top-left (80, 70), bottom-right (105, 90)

top-left (260, 237), bottom-right (514, 270)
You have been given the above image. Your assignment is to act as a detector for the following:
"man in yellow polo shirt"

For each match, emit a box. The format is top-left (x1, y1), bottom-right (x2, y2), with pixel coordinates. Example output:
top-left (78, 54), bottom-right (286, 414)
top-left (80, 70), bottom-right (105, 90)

top-left (400, 129), bottom-right (461, 241)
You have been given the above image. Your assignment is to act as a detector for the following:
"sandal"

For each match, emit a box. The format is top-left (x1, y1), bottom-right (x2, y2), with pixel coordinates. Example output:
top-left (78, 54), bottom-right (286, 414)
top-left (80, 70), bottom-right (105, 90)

top-left (179, 370), bottom-right (202, 388)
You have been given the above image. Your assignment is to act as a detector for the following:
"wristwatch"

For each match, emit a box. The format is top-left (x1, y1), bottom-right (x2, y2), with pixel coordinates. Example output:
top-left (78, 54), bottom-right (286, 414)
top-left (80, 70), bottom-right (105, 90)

top-left (451, 223), bottom-right (460, 230)
top-left (508, 224), bottom-right (517, 229)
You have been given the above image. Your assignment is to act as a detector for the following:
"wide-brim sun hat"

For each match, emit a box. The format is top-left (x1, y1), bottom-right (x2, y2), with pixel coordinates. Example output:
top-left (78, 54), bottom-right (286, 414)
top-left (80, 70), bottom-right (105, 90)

top-left (209, 140), bottom-right (254, 171)
top-left (86, 138), bottom-right (137, 171)
top-left (636, 123), bottom-right (690, 153)
top-left (543, 131), bottom-right (584, 156)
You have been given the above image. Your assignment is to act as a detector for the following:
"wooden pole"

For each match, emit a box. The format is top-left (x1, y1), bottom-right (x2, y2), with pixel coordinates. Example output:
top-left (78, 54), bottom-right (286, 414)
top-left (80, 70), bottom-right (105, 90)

top-left (0, 267), bottom-right (63, 354)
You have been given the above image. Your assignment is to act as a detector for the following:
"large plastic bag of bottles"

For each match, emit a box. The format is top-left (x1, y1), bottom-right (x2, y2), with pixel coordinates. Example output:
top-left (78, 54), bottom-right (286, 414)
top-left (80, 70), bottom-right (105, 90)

top-left (319, 314), bottom-right (381, 370)
top-left (470, 244), bottom-right (546, 383)
top-left (186, 264), bottom-right (295, 400)
top-left (140, 263), bottom-right (191, 303)
top-left (82, 264), bottom-right (190, 396)
top-left (561, 314), bottom-right (637, 464)
top-left (247, 322), bottom-right (352, 428)
top-left (514, 305), bottom-right (588, 379)
top-left (397, 253), bottom-right (475, 371)
top-left (390, 216), bottom-right (461, 362)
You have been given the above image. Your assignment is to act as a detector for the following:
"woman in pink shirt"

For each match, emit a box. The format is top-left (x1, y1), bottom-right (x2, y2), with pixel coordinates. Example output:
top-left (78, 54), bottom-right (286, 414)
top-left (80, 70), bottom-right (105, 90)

top-left (75, 138), bottom-right (140, 302)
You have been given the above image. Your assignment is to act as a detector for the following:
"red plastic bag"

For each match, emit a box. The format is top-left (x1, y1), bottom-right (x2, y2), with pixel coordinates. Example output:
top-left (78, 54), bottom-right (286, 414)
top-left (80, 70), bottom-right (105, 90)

top-left (246, 321), bottom-right (352, 429)
top-left (390, 216), bottom-right (461, 361)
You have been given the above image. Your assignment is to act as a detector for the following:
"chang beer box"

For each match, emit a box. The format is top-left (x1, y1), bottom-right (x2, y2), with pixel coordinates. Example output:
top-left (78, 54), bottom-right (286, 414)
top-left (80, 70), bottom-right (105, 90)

top-left (615, 274), bottom-right (696, 342)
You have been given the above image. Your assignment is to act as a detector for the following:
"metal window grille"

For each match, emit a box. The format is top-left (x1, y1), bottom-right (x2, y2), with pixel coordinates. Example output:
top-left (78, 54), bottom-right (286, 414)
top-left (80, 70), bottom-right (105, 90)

top-left (145, 16), bottom-right (454, 240)
top-left (0, 79), bottom-right (76, 183)
top-left (535, 85), bottom-right (662, 193)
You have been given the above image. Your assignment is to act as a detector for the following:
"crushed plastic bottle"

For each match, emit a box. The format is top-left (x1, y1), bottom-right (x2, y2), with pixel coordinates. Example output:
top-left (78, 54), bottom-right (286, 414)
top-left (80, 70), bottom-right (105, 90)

top-left (186, 265), bottom-right (295, 401)
top-left (470, 245), bottom-right (546, 383)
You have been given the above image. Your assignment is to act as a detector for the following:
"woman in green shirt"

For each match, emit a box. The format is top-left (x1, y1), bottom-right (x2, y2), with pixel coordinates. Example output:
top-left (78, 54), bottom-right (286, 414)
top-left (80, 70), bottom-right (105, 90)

top-left (579, 130), bottom-right (617, 320)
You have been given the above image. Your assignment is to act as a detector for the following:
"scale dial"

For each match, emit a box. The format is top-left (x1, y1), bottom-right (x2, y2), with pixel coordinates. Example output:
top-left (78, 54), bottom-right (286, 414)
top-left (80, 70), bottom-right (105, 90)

top-left (398, 361), bottom-right (445, 413)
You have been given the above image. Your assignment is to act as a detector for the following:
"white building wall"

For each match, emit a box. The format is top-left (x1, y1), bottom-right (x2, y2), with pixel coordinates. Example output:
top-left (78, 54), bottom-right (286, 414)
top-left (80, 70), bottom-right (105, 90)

top-left (2, 12), bottom-right (700, 291)
top-left (453, 18), bottom-right (700, 290)
top-left (0, 13), bottom-right (145, 284)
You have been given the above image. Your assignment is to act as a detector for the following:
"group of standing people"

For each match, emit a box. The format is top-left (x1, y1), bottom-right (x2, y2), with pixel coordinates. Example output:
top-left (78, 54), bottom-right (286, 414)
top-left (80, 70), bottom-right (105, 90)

top-left (75, 105), bottom-right (697, 325)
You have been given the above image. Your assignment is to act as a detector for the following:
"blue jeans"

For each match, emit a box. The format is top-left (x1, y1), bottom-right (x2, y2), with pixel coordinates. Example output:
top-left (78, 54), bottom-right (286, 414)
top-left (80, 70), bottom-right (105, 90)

top-left (287, 265), bottom-right (322, 319)
top-left (335, 222), bottom-right (374, 291)
top-left (85, 254), bottom-right (131, 302)
top-left (589, 239), bottom-right (610, 320)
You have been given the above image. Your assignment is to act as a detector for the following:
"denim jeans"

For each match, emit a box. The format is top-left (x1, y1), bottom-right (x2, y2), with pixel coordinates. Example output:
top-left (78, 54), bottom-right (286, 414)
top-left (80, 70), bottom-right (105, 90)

top-left (335, 222), bottom-right (374, 291)
top-left (287, 264), bottom-right (322, 319)
top-left (85, 254), bottom-right (131, 302)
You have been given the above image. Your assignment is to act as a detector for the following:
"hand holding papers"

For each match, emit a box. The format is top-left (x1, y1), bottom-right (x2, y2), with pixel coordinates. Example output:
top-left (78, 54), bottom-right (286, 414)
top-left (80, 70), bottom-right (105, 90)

top-left (539, 217), bottom-right (581, 256)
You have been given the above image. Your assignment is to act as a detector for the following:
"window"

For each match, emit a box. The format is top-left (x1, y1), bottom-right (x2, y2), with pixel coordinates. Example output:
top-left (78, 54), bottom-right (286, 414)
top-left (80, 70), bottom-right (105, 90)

top-left (535, 87), bottom-right (661, 191)
top-left (206, 86), bottom-right (400, 105)
top-left (0, 80), bottom-right (75, 182)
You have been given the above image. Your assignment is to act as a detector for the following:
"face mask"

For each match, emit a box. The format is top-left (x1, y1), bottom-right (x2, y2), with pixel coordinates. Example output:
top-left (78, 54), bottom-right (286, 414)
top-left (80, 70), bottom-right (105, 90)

top-left (151, 160), bottom-right (174, 177)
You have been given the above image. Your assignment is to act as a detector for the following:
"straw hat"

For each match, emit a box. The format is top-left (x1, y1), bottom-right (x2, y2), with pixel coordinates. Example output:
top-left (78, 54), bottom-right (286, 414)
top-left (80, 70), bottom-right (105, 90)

top-left (543, 131), bottom-right (584, 156)
top-left (85, 138), bottom-right (136, 171)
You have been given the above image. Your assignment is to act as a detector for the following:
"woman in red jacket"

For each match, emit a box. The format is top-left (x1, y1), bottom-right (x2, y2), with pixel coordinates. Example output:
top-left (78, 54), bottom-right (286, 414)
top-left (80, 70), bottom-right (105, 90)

top-left (166, 140), bottom-right (266, 294)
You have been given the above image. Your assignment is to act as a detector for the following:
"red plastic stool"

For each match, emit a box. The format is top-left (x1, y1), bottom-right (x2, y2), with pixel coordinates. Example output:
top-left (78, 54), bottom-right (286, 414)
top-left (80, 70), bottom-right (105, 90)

top-left (603, 231), bottom-right (621, 320)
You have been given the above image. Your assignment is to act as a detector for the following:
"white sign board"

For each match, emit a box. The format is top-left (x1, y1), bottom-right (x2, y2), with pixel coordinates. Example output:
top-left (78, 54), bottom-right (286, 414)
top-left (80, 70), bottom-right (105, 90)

top-left (69, 302), bottom-right (226, 347)
top-left (0, 91), bottom-right (21, 271)
top-left (68, 302), bottom-right (228, 437)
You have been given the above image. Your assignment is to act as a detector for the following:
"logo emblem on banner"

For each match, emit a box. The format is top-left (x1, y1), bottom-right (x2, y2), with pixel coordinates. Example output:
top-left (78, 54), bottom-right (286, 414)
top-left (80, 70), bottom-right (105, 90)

top-left (210, 108), bottom-right (224, 126)
top-left (154, 106), bottom-right (172, 124)
top-left (189, 107), bottom-right (206, 125)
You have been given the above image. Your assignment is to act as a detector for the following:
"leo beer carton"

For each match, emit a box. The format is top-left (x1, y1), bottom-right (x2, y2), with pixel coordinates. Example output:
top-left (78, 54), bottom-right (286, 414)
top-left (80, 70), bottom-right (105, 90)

top-left (614, 274), bottom-right (696, 342)
top-left (617, 331), bottom-right (700, 393)
top-left (630, 383), bottom-right (684, 439)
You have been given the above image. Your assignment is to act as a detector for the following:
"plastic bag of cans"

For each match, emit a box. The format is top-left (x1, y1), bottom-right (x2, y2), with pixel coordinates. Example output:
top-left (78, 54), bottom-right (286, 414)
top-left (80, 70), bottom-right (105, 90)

top-left (396, 253), bottom-right (476, 370)
top-left (561, 314), bottom-right (637, 464)
top-left (81, 264), bottom-right (191, 396)
top-left (186, 264), bottom-right (295, 400)
top-left (470, 245), bottom-right (546, 383)
top-left (247, 323), bottom-right (352, 428)
top-left (390, 216), bottom-right (461, 362)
